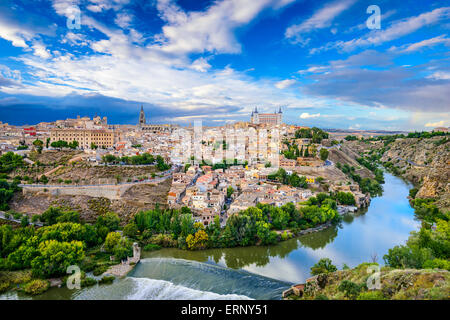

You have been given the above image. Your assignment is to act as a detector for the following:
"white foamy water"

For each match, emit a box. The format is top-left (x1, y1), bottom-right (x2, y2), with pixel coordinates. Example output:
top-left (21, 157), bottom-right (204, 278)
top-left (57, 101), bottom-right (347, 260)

top-left (127, 277), bottom-right (252, 300)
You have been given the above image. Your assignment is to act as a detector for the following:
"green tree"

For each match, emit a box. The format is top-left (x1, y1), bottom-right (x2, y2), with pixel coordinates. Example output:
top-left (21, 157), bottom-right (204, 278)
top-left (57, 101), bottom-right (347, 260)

top-left (123, 223), bottom-right (138, 238)
top-left (31, 240), bottom-right (84, 277)
top-left (319, 148), bottom-right (329, 161)
top-left (310, 258), bottom-right (337, 275)
top-left (104, 232), bottom-right (121, 252)
top-left (227, 186), bottom-right (234, 198)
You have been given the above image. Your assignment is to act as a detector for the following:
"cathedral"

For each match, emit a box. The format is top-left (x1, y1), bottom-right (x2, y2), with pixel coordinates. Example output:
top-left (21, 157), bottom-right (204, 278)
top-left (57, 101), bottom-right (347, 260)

top-left (138, 105), bottom-right (146, 127)
top-left (250, 107), bottom-right (283, 125)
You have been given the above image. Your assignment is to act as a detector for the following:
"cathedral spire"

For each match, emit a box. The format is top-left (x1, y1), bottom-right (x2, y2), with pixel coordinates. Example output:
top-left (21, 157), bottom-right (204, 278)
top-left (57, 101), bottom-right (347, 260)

top-left (138, 105), bottom-right (146, 127)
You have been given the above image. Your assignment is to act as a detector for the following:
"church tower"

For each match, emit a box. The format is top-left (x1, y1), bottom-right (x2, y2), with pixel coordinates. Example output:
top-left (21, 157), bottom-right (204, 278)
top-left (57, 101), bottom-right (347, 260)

top-left (138, 105), bottom-right (146, 127)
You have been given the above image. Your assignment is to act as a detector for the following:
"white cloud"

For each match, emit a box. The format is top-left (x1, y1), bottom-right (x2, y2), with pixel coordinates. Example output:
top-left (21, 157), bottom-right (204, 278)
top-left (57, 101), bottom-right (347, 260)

top-left (155, 0), bottom-right (294, 54)
top-left (275, 79), bottom-right (296, 89)
top-left (427, 71), bottom-right (450, 80)
top-left (31, 41), bottom-right (52, 59)
top-left (285, 0), bottom-right (355, 44)
top-left (115, 12), bottom-right (133, 28)
top-left (425, 120), bottom-right (447, 127)
top-left (190, 58), bottom-right (212, 73)
top-left (313, 7), bottom-right (450, 53)
top-left (0, 18), bottom-right (34, 48)
top-left (300, 112), bottom-right (320, 119)
top-left (390, 35), bottom-right (450, 53)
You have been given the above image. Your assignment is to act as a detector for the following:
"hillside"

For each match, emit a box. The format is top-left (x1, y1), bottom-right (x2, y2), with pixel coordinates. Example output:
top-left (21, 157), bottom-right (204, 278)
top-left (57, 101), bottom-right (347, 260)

top-left (285, 263), bottom-right (449, 300)
top-left (380, 136), bottom-right (449, 211)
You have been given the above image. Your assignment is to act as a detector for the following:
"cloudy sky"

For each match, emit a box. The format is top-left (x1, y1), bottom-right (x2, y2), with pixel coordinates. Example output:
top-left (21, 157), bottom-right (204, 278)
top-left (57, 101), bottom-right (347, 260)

top-left (0, 0), bottom-right (449, 129)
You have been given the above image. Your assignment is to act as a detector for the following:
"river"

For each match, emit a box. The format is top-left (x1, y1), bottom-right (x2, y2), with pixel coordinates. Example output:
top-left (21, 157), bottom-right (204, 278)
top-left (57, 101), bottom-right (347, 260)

top-left (0, 172), bottom-right (419, 300)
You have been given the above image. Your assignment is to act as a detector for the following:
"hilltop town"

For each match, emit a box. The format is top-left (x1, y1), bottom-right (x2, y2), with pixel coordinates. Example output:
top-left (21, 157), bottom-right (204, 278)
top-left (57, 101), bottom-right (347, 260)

top-left (0, 107), bottom-right (389, 227)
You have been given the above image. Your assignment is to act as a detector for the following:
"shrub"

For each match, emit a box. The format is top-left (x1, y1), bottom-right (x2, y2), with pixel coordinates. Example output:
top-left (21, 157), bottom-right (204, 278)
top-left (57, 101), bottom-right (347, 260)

top-left (310, 258), bottom-right (337, 275)
top-left (23, 279), bottom-right (50, 295)
top-left (0, 281), bottom-right (10, 293)
top-left (338, 280), bottom-right (363, 299)
top-left (99, 276), bottom-right (115, 285)
top-left (93, 265), bottom-right (109, 276)
top-left (123, 223), bottom-right (138, 238)
top-left (357, 291), bottom-right (385, 300)
top-left (81, 277), bottom-right (98, 288)
top-left (104, 232), bottom-right (121, 252)
top-left (143, 244), bottom-right (161, 251)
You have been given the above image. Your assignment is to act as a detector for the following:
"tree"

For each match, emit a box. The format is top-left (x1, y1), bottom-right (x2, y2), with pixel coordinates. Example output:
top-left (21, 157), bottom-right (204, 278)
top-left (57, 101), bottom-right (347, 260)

top-left (33, 139), bottom-right (44, 153)
top-left (20, 215), bottom-right (29, 227)
top-left (320, 148), bottom-right (329, 161)
top-left (90, 142), bottom-right (98, 150)
top-left (227, 186), bottom-right (234, 198)
top-left (336, 192), bottom-right (356, 206)
top-left (104, 232), bottom-right (121, 252)
top-left (40, 175), bottom-right (48, 184)
top-left (0, 152), bottom-right (24, 173)
top-left (68, 140), bottom-right (79, 149)
top-left (96, 212), bottom-right (120, 232)
top-left (338, 280), bottom-right (363, 299)
top-left (46, 138), bottom-right (50, 148)
top-left (31, 240), bottom-right (84, 277)
top-left (123, 223), bottom-right (138, 238)
top-left (310, 258), bottom-right (337, 275)
top-left (186, 229), bottom-right (209, 250)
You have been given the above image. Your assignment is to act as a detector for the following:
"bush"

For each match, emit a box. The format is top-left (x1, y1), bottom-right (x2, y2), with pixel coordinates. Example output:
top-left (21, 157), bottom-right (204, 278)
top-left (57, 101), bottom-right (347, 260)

top-left (23, 279), bottom-right (50, 295)
top-left (99, 276), bottom-right (115, 285)
top-left (422, 258), bottom-right (450, 271)
top-left (310, 258), bottom-right (337, 275)
top-left (104, 232), bottom-right (121, 252)
top-left (93, 265), bottom-right (109, 276)
top-left (0, 281), bottom-right (10, 293)
top-left (143, 244), bottom-right (161, 251)
top-left (338, 280), bottom-right (363, 299)
top-left (123, 223), bottom-right (138, 238)
top-left (20, 215), bottom-right (29, 227)
top-left (81, 277), bottom-right (98, 288)
top-left (357, 291), bottom-right (385, 300)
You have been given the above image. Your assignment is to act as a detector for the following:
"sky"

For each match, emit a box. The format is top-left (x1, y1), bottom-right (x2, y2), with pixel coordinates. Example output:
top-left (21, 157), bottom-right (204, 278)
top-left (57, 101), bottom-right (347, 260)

top-left (0, 0), bottom-right (449, 130)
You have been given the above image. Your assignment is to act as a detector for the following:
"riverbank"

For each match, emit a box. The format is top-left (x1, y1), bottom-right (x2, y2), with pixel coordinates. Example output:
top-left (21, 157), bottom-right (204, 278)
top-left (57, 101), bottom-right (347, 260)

top-left (282, 263), bottom-right (450, 300)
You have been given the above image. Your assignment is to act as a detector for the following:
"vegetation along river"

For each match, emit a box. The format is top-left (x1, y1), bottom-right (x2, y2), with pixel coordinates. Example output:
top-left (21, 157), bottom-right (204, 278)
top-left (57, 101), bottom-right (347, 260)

top-left (1, 172), bottom-right (419, 300)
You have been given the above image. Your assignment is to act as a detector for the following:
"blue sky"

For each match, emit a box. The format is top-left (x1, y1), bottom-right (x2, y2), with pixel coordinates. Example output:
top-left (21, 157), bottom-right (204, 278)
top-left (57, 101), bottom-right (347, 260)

top-left (0, 0), bottom-right (449, 130)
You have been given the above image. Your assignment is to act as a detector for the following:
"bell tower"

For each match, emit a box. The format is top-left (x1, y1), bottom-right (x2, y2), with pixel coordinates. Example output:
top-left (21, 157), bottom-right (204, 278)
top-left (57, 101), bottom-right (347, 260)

top-left (138, 105), bottom-right (146, 127)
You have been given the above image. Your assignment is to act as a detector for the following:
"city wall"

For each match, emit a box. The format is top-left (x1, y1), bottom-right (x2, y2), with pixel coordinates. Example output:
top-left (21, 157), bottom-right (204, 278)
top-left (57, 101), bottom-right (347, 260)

top-left (22, 182), bottom-right (158, 200)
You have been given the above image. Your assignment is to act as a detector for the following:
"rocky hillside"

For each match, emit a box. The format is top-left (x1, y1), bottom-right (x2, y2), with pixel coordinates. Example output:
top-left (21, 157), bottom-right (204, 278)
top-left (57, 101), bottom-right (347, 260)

top-left (328, 146), bottom-right (374, 179)
top-left (380, 136), bottom-right (449, 211)
top-left (9, 178), bottom-right (171, 223)
top-left (285, 263), bottom-right (449, 300)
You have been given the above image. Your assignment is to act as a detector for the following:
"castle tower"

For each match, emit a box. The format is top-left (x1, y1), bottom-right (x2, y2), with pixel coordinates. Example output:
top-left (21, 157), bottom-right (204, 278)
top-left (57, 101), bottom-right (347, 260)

top-left (138, 105), bottom-right (146, 127)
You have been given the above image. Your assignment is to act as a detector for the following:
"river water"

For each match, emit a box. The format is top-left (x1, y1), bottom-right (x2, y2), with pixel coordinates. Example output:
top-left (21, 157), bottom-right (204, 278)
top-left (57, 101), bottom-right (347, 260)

top-left (1, 173), bottom-right (419, 300)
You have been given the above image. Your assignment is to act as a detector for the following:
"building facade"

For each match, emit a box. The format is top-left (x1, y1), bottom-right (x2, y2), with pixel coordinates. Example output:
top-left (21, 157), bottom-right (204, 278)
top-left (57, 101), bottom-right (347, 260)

top-left (50, 128), bottom-right (118, 149)
top-left (250, 107), bottom-right (283, 125)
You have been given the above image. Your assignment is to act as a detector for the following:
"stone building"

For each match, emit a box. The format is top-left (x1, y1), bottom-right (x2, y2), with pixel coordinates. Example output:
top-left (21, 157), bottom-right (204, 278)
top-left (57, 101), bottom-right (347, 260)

top-left (250, 107), bottom-right (283, 125)
top-left (50, 128), bottom-right (119, 149)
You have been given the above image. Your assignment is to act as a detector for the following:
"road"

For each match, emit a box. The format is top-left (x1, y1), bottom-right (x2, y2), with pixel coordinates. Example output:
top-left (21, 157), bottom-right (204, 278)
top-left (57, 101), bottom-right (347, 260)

top-left (0, 211), bottom-right (43, 227)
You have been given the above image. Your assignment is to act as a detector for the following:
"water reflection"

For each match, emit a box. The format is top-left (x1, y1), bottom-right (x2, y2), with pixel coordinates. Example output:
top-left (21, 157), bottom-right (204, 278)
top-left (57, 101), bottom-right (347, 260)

top-left (144, 172), bottom-right (418, 283)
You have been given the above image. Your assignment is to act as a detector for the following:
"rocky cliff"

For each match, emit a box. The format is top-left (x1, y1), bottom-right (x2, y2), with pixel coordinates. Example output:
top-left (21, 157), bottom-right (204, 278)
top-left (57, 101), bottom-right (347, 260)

top-left (380, 136), bottom-right (449, 211)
